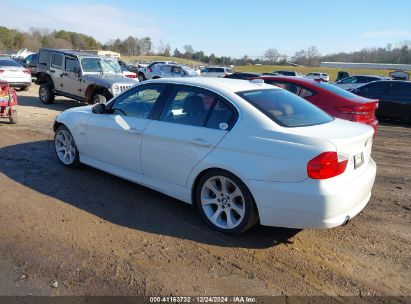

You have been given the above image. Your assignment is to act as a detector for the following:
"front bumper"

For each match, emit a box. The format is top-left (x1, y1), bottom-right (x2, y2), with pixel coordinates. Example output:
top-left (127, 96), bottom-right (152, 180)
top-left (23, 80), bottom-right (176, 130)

top-left (248, 158), bottom-right (377, 229)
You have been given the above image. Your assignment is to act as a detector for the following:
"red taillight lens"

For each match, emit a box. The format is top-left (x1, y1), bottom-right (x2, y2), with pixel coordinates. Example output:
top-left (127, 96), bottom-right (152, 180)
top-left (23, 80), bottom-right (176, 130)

top-left (307, 152), bottom-right (348, 179)
top-left (23, 69), bottom-right (30, 74)
top-left (127, 74), bottom-right (136, 78)
top-left (336, 106), bottom-right (369, 115)
top-left (148, 68), bottom-right (152, 72)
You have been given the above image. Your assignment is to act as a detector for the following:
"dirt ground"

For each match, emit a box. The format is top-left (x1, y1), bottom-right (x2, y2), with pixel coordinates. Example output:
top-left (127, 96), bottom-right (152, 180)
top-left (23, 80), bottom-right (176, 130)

top-left (0, 84), bottom-right (410, 297)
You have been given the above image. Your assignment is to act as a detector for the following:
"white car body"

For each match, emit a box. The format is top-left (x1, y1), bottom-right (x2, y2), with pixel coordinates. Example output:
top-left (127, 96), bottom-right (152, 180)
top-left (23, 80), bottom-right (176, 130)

top-left (0, 58), bottom-right (32, 89)
top-left (148, 64), bottom-right (199, 79)
top-left (54, 78), bottom-right (376, 230)
top-left (201, 66), bottom-right (233, 78)
top-left (121, 67), bottom-right (138, 80)
top-left (304, 72), bottom-right (330, 82)
top-left (333, 75), bottom-right (391, 90)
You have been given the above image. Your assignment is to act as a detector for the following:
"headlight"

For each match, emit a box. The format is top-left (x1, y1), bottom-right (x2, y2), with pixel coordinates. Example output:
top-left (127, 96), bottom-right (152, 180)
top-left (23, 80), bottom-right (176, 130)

top-left (110, 84), bottom-right (121, 96)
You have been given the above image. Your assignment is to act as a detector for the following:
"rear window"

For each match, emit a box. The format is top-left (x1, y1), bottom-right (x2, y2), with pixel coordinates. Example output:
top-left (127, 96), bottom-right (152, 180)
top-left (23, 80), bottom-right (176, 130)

top-left (237, 89), bottom-right (333, 127)
top-left (315, 82), bottom-right (360, 98)
top-left (0, 59), bottom-right (22, 67)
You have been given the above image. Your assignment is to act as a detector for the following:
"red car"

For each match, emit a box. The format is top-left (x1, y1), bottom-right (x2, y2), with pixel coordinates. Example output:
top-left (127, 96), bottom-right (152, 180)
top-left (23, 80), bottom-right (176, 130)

top-left (254, 76), bottom-right (379, 132)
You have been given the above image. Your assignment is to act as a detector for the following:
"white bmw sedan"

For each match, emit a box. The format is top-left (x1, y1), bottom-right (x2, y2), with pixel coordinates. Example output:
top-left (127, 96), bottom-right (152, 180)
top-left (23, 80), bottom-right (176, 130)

top-left (53, 78), bottom-right (376, 234)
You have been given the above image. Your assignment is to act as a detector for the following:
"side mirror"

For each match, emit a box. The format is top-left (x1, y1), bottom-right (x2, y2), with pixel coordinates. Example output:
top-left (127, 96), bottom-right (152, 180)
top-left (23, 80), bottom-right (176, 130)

top-left (92, 103), bottom-right (106, 114)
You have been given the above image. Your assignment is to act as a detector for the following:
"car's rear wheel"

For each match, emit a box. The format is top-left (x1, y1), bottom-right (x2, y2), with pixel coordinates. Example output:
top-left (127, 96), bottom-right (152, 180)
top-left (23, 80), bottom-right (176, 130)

top-left (39, 84), bottom-right (55, 104)
top-left (195, 169), bottom-right (259, 234)
top-left (54, 125), bottom-right (80, 168)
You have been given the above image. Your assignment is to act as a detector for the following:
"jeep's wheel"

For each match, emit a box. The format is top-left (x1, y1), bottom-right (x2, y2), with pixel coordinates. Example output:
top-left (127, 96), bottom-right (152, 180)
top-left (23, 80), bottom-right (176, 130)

top-left (138, 73), bottom-right (145, 82)
top-left (92, 94), bottom-right (106, 104)
top-left (54, 125), bottom-right (80, 168)
top-left (39, 84), bottom-right (55, 104)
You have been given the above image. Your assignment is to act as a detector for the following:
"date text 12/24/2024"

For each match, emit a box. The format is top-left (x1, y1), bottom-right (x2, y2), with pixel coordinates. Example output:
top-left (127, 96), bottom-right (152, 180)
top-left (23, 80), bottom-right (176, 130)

top-left (150, 296), bottom-right (257, 303)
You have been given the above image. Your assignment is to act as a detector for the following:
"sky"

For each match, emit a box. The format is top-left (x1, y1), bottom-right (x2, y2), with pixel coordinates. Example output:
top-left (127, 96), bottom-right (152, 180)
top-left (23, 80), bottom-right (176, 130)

top-left (1, 0), bottom-right (411, 58)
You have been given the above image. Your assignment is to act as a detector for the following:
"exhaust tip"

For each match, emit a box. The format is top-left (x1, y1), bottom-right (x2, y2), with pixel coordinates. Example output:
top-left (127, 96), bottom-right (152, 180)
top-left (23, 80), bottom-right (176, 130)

top-left (342, 216), bottom-right (351, 226)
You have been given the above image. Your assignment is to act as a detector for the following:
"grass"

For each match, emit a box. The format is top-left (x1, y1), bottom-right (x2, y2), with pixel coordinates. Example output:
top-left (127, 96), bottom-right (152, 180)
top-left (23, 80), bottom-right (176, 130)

top-left (122, 55), bottom-right (199, 66)
top-left (234, 65), bottom-right (394, 82)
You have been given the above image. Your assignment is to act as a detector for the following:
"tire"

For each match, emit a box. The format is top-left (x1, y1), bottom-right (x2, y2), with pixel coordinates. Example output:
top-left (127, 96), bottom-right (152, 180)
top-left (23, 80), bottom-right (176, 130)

top-left (195, 169), bottom-right (259, 234)
top-left (20, 86), bottom-right (30, 91)
top-left (39, 83), bottom-right (55, 104)
top-left (92, 93), bottom-right (106, 104)
top-left (9, 109), bottom-right (17, 124)
top-left (54, 125), bottom-right (80, 168)
top-left (138, 73), bottom-right (145, 82)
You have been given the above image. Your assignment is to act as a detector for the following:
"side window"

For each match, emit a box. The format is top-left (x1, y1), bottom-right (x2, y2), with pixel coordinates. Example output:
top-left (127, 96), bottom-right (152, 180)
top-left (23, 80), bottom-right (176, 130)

top-left (65, 57), bottom-right (79, 72)
top-left (298, 87), bottom-right (314, 98)
top-left (111, 85), bottom-right (165, 119)
top-left (159, 86), bottom-right (215, 127)
top-left (359, 82), bottom-right (388, 95)
top-left (206, 100), bottom-right (235, 130)
top-left (51, 53), bottom-right (63, 68)
top-left (388, 83), bottom-right (411, 96)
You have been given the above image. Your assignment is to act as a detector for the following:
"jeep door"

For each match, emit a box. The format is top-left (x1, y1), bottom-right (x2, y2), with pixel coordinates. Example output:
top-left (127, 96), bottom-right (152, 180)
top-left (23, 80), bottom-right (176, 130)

top-left (63, 56), bottom-right (84, 98)
top-left (50, 53), bottom-right (64, 90)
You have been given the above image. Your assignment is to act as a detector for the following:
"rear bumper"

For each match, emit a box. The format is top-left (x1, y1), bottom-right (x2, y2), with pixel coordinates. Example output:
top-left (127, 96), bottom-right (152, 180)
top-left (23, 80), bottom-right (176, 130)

top-left (7, 82), bottom-right (31, 88)
top-left (249, 158), bottom-right (377, 229)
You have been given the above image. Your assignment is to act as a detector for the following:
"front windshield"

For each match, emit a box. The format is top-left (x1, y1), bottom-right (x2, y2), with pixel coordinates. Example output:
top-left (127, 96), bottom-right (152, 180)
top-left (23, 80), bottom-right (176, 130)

top-left (237, 89), bottom-right (333, 127)
top-left (80, 57), bottom-right (122, 74)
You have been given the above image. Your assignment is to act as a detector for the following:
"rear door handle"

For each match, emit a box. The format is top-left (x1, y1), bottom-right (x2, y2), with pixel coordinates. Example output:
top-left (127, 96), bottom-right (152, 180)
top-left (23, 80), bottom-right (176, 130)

top-left (127, 128), bottom-right (142, 134)
top-left (189, 138), bottom-right (211, 147)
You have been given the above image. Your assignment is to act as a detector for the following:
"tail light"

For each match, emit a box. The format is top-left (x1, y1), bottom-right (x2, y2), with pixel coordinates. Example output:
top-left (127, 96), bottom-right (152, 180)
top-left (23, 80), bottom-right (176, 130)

top-left (307, 151), bottom-right (348, 179)
top-left (148, 68), bottom-right (152, 73)
top-left (337, 106), bottom-right (369, 115)
top-left (23, 69), bottom-right (30, 74)
top-left (336, 102), bottom-right (378, 123)
top-left (126, 74), bottom-right (136, 78)
top-left (0, 69), bottom-right (4, 74)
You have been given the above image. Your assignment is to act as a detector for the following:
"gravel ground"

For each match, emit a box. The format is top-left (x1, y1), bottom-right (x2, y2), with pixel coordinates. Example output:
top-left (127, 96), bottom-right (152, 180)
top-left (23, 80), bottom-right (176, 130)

top-left (0, 84), bottom-right (410, 296)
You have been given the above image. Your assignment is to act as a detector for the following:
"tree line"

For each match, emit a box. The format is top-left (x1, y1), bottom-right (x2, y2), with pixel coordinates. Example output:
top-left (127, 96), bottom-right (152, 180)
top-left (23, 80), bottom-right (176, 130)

top-left (0, 26), bottom-right (410, 66)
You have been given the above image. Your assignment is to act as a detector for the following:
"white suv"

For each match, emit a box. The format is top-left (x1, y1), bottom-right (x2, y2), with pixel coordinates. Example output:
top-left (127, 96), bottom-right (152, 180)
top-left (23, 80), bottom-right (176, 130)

top-left (201, 66), bottom-right (233, 78)
top-left (304, 72), bottom-right (330, 82)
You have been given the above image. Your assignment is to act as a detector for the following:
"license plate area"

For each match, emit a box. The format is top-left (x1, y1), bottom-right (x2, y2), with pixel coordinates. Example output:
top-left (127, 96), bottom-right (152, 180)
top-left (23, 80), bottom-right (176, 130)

top-left (354, 152), bottom-right (364, 169)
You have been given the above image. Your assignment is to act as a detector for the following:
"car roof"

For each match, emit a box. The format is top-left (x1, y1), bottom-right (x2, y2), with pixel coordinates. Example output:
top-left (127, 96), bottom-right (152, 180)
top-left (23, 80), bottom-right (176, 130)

top-left (256, 75), bottom-right (318, 84)
top-left (39, 48), bottom-right (98, 58)
top-left (144, 77), bottom-right (275, 93)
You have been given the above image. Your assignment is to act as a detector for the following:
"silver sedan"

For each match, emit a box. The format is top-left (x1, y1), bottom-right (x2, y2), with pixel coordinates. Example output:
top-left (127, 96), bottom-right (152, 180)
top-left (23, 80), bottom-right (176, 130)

top-left (0, 58), bottom-right (32, 90)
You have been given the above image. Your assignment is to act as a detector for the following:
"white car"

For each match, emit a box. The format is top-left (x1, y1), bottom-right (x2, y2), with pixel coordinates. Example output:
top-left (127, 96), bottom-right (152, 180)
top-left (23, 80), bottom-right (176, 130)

top-left (0, 58), bottom-right (32, 90)
top-left (147, 64), bottom-right (199, 79)
top-left (304, 72), bottom-right (330, 82)
top-left (333, 75), bottom-right (390, 90)
top-left (200, 66), bottom-right (233, 78)
top-left (53, 78), bottom-right (376, 234)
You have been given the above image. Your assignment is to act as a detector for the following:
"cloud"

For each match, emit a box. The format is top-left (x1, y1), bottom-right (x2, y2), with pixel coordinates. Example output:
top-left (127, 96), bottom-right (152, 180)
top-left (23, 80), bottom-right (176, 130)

top-left (0, 1), bottom-right (166, 43)
top-left (361, 30), bottom-right (411, 38)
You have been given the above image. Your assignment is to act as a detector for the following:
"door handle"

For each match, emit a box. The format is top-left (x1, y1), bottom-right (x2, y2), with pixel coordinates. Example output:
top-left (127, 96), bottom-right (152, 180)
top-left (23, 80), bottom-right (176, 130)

top-left (189, 138), bottom-right (211, 147)
top-left (60, 72), bottom-right (68, 77)
top-left (127, 128), bottom-right (142, 134)
top-left (50, 70), bottom-right (55, 73)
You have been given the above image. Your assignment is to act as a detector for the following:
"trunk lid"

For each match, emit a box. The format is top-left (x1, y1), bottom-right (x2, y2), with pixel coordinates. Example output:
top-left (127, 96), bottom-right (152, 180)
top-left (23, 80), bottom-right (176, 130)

top-left (286, 118), bottom-right (374, 178)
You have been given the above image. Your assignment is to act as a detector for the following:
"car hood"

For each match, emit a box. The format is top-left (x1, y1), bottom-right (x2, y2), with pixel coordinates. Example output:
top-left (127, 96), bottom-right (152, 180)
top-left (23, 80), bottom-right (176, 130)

top-left (82, 74), bottom-right (137, 86)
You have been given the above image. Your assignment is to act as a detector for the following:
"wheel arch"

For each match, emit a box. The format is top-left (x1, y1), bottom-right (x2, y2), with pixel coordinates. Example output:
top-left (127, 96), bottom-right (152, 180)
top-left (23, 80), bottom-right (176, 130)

top-left (36, 72), bottom-right (53, 87)
top-left (189, 166), bottom-right (256, 208)
top-left (84, 84), bottom-right (112, 103)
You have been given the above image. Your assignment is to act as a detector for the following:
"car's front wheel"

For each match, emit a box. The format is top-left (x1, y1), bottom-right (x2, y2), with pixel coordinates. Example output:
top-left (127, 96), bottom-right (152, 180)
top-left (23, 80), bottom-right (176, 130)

top-left (195, 169), bottom-right (259, 234)
top-left (92, 93), bottom-right (106, 104)
top-left (54, 125), bottom-right (80, 168)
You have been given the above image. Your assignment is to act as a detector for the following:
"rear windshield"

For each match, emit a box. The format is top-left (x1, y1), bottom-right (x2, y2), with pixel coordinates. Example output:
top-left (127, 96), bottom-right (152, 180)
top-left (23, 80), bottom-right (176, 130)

top-left (237, 89), bottom-right (333, 127)
top-left (315, 82), bottom-right (360, 98)
top-left (0, 59), bottom-right (22, 67)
